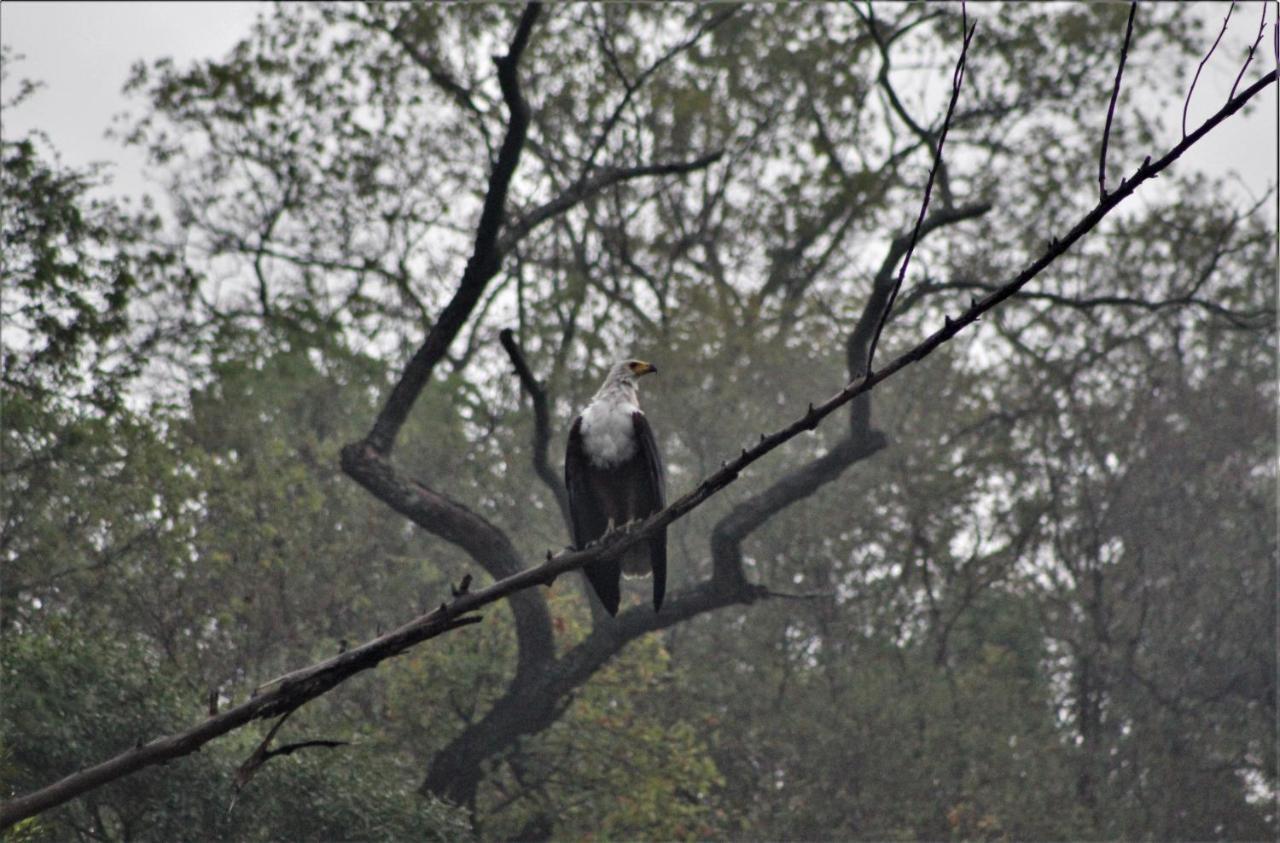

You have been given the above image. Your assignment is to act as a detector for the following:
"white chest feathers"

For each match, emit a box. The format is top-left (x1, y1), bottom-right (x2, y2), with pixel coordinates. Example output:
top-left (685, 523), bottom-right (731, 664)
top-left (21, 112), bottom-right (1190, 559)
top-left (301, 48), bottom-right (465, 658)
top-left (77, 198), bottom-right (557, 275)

top-left (579, 396), bottom-right (641, 468)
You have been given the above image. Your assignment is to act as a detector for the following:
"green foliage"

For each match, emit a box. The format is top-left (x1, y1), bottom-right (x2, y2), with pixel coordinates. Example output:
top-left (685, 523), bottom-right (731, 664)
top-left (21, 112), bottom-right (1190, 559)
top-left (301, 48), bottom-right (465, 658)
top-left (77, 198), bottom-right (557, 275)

top-left (4, 3), bottom-right (1274, 840)
top-left (381, 590), bottom-right (730, 840)
top-left (1, 117), bottom-right (192, 413)
top-left (1, 623), bottom-right (470, 841)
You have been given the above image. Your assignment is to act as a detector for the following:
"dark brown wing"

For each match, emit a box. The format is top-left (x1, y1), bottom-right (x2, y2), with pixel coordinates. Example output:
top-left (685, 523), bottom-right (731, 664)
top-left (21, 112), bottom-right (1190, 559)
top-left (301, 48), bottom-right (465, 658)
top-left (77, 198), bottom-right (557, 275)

top-left (565, 416), bottom-right (620, 615)
top-left (632, 411), bottom-right (667, 612)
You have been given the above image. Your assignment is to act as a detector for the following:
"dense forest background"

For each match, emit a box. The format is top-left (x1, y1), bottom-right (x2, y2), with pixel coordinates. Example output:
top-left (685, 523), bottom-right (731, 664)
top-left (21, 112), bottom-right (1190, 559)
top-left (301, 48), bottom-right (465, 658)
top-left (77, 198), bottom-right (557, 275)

top-left (2, 2), bottom-right (1276, 840)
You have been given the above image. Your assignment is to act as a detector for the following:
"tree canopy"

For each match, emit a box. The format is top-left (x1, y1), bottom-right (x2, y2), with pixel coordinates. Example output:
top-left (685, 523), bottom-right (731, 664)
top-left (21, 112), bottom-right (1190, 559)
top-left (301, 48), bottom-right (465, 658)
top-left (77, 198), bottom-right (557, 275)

top-left (2, 3), bottom-right (1275, 840)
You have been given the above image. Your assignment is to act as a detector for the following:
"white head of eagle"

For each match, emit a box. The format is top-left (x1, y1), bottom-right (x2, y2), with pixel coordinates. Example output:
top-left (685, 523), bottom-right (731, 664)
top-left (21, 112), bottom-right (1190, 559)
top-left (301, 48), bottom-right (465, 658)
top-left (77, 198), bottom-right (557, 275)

top-left (565, 359), bottom-right (667, 616)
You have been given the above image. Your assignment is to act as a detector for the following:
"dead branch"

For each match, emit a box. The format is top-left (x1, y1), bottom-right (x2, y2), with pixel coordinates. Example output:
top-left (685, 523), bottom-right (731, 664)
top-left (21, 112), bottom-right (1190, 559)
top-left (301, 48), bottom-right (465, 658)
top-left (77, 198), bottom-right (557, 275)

top-left (498, 327), bottom-right (571, 526)
top-left (230, 706), bottom-right (348, 798)
top-left (1230, 2), bottom-right (1269, 100)
top-left (1183, 1), bottom-right (1235, 138)
top-left (1100, 2), bottom-right (1138, 199)
top-left (864, 11), bottom-right (976, 376)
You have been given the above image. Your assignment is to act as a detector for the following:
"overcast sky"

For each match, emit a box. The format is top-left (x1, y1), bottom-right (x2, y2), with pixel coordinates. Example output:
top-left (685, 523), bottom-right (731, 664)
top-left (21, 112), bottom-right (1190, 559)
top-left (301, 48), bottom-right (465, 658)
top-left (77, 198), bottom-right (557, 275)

top-left (2, 1), bottom-right (1276, 211)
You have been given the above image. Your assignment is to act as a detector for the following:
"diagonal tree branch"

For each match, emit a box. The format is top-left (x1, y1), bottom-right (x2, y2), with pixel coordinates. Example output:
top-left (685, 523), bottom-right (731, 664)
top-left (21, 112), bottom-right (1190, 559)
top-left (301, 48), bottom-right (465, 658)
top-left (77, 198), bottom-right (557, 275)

top-left (1183, 1), bottom-right (1235, 138)
top-left (1099, 2), bottom-right (1137, 199)
top-left (4, 42), bottom-right (1272, 843)
top-left (711, 201), bottom-right (990, 586)
top-left (498, 327), bottom-right (571, 527)
top-left (1229, 1), bottom-right (1269, 100)
top-left (865, 12), bottom-right (975, 376)
top-left (365, 2), bottom-right (540, 456)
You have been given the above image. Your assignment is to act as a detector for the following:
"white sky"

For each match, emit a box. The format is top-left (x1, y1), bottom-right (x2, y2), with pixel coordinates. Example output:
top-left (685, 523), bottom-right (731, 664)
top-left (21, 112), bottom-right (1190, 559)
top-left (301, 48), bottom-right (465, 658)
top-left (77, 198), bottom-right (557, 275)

top-left (2, 1), bottom-right (262, 202)
top-left (1, 1), bottom-right (1276, 210)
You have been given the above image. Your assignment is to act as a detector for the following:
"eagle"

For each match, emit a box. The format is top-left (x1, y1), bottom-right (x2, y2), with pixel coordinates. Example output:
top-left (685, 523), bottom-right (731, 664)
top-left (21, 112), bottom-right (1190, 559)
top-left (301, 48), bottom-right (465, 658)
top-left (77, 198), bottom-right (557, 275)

top-left (565, 359), bottom-right (667, 616)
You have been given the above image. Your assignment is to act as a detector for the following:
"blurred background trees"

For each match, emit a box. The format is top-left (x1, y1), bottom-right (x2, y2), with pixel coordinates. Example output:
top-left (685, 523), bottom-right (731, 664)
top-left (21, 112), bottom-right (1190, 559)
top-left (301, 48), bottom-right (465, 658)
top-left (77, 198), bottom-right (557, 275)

top-left (2, 3), bottom-right (1274, 839)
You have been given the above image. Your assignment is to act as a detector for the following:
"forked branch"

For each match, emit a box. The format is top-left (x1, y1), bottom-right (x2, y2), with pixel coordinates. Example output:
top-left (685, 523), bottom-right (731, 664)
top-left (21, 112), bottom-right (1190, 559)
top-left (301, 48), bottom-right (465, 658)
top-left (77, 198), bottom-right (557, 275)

top-left (865, 9), bottom-right (976, 375)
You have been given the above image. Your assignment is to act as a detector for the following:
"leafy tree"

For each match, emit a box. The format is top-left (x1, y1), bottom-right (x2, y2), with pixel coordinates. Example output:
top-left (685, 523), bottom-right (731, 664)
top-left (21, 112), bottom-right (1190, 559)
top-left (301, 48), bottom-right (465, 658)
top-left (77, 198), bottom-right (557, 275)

top-left (2, 624), bottom-right (470, 841)
top-left (3, 2), bottom-right (1274, 839)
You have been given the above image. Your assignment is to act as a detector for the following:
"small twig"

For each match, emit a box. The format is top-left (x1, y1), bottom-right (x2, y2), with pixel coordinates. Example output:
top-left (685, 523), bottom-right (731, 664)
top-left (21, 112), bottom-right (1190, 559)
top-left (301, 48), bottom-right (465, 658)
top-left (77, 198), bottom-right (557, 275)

top-left (228, 707), bottom-right (349, 816)
top-left (233, 708), bottom-right (296, 792)
top-left (866, 5), bottom-right (975, 376)
top-left (756, 586), bottom-right (833, 601)
top-left (1229, 2), bottom-right (1269, 100)
top-left (452, 573), bottom-right (474, 597)
top-left (1099, 2), bottom-right (1137, 199)
top-left (1184, 1), bottom-right (1235, 137)
top-left (265, 739), bottom-right (350, 758)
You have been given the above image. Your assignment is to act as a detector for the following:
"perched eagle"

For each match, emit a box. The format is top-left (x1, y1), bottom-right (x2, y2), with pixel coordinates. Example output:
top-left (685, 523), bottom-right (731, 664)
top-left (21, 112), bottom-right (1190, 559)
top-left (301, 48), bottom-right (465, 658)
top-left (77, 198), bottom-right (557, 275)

top-left (565, 360), bottom-right (667, 615)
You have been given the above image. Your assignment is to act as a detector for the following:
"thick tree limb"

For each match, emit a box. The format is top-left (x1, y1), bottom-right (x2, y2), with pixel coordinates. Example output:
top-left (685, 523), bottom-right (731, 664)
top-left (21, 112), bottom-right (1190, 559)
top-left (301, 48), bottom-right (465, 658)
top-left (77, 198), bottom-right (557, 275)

top-left (4, 47), bottom-right (1271, 842)
top-left (338, 2), bottom-right (555, 690)
top-left (338, 443), bottom-right (555, 681)
top-left (365, 3), bottom-right (540, 456)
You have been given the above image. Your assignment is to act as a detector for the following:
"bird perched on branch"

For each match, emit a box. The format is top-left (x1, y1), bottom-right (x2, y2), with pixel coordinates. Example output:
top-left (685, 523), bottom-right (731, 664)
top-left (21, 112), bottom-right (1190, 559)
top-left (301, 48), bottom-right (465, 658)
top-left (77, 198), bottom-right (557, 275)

top-left (565, 360), bottom-right (667, 615)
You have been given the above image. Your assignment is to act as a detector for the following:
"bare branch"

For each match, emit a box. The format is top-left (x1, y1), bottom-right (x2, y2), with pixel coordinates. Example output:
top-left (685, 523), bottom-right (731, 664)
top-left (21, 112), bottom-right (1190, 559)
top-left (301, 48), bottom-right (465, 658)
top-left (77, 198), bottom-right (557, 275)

top-left (1183, 1), bottom-right (1235, 138)
top-left (231, 707), bottom-right (348, 796)
top-left (1100, 2), bottom-right (1137, 200)
top-left (581, 6), bottom-right (738, 173)
top-left (902, 279), bottom-right (1275, 330)
top-left (1, 609), bottom-right (482, 828)
top-left (498, 328), bottom-right (571, 527)
top-left (756, 587), bottom-right (834, 601)
top-left (1229, 2), bottom-right (1269, 100)
top-left (865, 15), bottom-right (977, 375)
top-left (854, 3), bottom-right (958, 206)
top-left (499, 150), bottom-right (724, 255)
